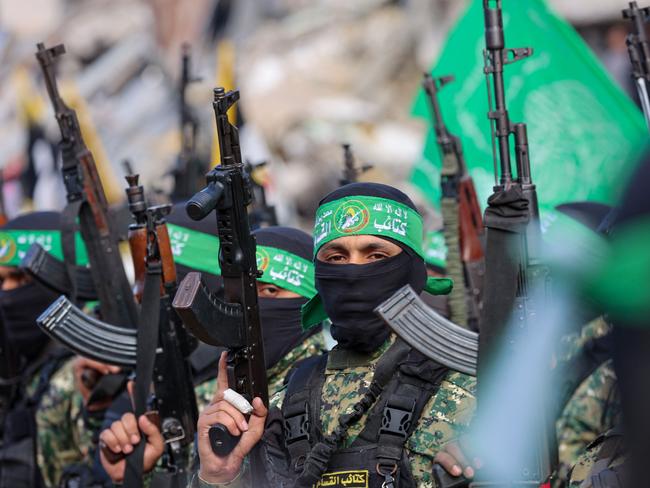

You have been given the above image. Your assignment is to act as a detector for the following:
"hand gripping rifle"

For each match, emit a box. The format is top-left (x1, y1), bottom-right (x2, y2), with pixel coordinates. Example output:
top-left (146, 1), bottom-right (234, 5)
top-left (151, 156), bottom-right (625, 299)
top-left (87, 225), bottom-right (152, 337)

top-left (339, 143), bottom-right (372, 186)
top-left (171, 43), bottom-right (205, 201)
top-left (423, 74), bottom-right (485, 331)
top-left (172, 88), bottom-right (268, 479)
top-left (623, 2), bottom-right (650, 129)
top-left (34, 43), bottom-right (137, 327)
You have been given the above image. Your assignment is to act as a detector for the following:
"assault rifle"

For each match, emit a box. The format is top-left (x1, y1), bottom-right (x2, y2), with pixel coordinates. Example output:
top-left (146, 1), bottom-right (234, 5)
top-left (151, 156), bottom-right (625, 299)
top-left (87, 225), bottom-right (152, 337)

top-left (37, 175), bottom-right (199, 486)
top-left (121, 175), bottom-right (198, 487)
top-left (474, 0), bottom-right (553, 485)
top-left (171, 43), bottom-right (205, 201)
top-left (339, 143), bottom-right (372, 186)
top-left (34, 43), bottom-right (137, 327)
top-left (172, 88), bottom-right (267, 480)
top-left (623, 2), bottom-right (650, 129)
top-left (423, 73), bottom-right (485, 330)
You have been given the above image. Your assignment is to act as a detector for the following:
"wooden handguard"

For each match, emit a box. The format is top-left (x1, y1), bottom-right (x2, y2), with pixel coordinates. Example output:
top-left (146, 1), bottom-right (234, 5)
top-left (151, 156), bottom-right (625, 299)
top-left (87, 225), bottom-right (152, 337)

top-left (128, 223), bottom-right (177, 302)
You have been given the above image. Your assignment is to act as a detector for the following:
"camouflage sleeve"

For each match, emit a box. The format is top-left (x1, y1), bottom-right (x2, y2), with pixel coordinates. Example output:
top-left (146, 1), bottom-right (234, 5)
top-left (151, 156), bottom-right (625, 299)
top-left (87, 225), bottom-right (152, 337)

top-left (567, 446), bottom-right (599, 487)
top-left (406, 371), bottom-right (477, 487)
top-left (556, 360), bottom-right (620, 476)
top-left (195, 378), bottom-right (218, 414)
top-left (36, 358), bottom-right (89, 487)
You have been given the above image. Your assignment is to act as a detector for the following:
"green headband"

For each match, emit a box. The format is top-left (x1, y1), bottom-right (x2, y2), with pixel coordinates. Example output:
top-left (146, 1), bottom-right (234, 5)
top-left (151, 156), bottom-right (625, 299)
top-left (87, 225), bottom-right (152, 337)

top-left (303, 199), bottom-right (452, 330)
top-left (424, 231), bottom-right (447, 269)
top-left (313, 196), bottom-right (424, 257)
top-left (168, 224), bottom-right (316, 299)
top-left (256, 246), bottom-right (316, 299)
top-left (0, 229), bottom-right (88, 267)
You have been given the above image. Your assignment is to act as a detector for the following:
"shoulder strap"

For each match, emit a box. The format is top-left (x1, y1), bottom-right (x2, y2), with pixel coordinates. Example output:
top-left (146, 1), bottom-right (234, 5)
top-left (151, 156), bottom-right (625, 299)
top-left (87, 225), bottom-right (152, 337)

top-left (282, 354), bottom-right (328, 472)
top-left (354, 352), bottom-right (449, 479)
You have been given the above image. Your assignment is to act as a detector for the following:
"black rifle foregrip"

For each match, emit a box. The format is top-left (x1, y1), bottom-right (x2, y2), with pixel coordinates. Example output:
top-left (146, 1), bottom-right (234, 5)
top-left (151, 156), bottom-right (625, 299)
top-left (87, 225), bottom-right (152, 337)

top-left (432, 464), bottom-right (470, 488)
top-left (209, 424), bottom-right (241, 456)
top-left (187, 182), bottom-right (225, 221)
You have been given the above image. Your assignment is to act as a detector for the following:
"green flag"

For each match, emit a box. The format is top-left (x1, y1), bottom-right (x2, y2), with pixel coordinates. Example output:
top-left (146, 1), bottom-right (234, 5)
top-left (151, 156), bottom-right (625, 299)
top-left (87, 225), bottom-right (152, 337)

top-left (411, 0), bottom-right (646, 219)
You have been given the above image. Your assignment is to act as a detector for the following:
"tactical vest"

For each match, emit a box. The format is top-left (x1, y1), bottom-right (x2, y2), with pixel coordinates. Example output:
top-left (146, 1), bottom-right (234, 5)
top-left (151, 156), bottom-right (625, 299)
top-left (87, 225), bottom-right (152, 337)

top-left (280, 348), bottom-right (448, 488)
top-left (0, 347), bottom-right (71, 488)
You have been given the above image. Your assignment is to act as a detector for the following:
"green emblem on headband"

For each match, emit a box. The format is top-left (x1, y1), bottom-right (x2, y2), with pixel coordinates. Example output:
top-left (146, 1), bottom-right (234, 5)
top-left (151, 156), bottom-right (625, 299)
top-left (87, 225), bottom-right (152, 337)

top-left (0, 230), bottom-right (88, 267)
top-left (0, 233), bottom-right (17, 265)
top-left (314, 196), bottom-right (423, 257)
top-left (255, 246), bottom-right (316, 299)
top-left (334, 200), bottom-right (370, 234)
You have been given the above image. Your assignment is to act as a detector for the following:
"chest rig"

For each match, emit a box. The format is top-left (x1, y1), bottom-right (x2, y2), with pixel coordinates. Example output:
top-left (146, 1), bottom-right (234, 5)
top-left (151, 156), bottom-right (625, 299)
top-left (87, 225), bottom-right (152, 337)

top-left (281, 343), bottom-right (448, 488)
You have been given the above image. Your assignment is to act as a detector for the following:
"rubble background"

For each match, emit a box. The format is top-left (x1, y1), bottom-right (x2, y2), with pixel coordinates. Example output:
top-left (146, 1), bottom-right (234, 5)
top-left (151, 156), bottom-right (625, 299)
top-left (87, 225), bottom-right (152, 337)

top-left (0, 0), bottom-right (637, 230)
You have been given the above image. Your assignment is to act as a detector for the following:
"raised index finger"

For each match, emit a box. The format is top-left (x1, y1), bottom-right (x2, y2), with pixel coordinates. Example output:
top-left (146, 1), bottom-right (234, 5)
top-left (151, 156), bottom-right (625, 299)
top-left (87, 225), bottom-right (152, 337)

top-left (213, 351), bottom-right (230, 403)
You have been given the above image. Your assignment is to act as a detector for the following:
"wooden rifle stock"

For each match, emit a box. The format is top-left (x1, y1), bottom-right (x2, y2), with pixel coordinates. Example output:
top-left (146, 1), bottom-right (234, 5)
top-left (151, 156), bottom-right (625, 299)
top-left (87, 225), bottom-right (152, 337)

top-left (458, 178), bottom-right (484, 263)
top-left (128, 223), bottom-right (176, 301)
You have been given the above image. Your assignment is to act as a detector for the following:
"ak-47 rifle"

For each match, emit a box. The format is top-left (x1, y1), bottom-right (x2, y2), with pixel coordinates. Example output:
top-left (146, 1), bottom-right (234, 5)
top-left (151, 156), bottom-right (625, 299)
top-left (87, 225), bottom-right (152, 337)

top-left (171, 43), bottom-right (205, 201)
top-left (339, 143), bottom-right (372, 186)
top-left (34, 43), bottom-right (137, 328)
top-left (423, 73), bottom-right (485, 331)
top-left (474, 0), bottom-right (553, 485)
top-left (623, 2), bottom-right (650, 129)
top-left (172, 88), bottom-right (267, 481)
top-left (119, 175), bottom-right (198, 487)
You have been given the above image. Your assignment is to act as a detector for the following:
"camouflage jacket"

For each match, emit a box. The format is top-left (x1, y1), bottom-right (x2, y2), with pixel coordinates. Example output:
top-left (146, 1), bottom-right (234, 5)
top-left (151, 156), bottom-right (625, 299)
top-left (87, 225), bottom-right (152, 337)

top-left (194, 331), bottom-right (327, 413)
top-left (567, 428), bottom-right (626, 487)
top-left (189, 338), bottom-right (476, 488)
top-left (555, 360), bottom-right (620, 480)
top-left (268, 337), bottom-right (477, 487)
top-left (36, 357), bottom-right (101, 487)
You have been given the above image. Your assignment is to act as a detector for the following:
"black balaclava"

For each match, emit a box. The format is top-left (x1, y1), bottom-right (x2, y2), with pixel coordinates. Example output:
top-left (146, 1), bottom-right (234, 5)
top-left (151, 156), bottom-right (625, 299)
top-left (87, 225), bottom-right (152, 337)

top-left (254, 226), bottom-right (319, 369)
top-left (314, 183), bottom-right (427, 353)
top-left (1, 211), bottom-right (63, 363)
top-left (0, 281), bottom-right (58, 363)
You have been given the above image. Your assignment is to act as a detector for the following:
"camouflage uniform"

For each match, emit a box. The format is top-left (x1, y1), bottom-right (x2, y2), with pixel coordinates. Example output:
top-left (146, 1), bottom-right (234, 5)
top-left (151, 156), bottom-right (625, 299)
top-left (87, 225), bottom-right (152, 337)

top-left (36, 358), bottom-right (100, 487)
top-left (567, 429), bottom-right (626, 487)
top-left (556, 317), bottom-right (611, 365)
top-left (194, 331), bottom-right (327, 413)
top-left (555, 360), bottom-right (620, 480)
top-left (270, 337), bottom-right (477, 487)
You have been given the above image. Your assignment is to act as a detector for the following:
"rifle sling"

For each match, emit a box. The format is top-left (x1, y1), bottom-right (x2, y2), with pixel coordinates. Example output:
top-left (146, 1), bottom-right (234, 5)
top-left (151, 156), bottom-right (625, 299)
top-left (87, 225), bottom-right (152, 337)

top-left (478, 187), bottom-right (529, 381)
top-left (123, 262), bottom-right (162, 488)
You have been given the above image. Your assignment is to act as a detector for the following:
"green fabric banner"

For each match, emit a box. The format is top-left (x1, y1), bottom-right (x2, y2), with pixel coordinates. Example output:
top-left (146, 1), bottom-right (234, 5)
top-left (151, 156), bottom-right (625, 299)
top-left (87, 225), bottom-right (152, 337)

top-left (411, 0), bottom-right (646, 219)
top-left (0, 230), bottom-right (88, 267)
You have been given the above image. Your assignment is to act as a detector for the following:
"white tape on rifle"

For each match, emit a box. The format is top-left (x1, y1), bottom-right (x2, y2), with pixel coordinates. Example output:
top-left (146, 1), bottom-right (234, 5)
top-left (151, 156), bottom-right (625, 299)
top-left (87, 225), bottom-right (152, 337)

top-left (223, 388), bottom-right (253, 415)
